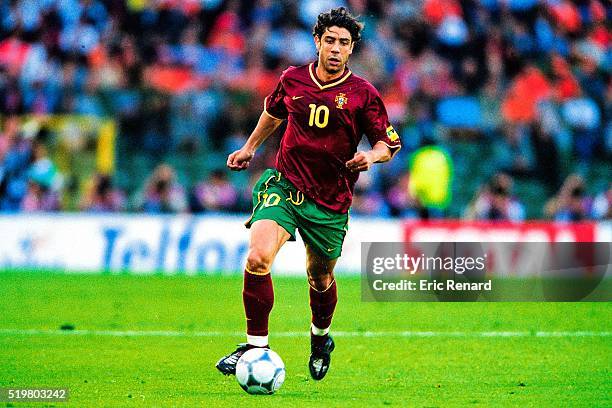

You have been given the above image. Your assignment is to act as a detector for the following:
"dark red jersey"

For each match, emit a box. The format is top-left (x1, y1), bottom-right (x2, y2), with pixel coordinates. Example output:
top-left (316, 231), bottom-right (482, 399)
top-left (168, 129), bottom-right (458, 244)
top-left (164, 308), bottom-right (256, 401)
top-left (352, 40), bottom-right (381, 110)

top-left (264, 63), bottom-right (401, 213)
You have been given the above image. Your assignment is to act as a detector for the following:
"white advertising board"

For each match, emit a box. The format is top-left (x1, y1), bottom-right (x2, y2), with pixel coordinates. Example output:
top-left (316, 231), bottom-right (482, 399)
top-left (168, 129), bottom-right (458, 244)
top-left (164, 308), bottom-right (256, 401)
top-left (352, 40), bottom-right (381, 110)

top-left (0, 214), bottom-right (401, 275)
top-left (0, 215), bottom-right (607, 275)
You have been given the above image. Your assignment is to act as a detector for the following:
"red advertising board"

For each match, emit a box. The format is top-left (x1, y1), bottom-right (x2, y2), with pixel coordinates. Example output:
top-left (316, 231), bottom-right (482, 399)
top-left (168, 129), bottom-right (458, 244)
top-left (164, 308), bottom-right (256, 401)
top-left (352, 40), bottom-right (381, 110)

top-left (401, 221), bottom-right (602, 276)
top-left (403, 220), bottom-right (597, 243)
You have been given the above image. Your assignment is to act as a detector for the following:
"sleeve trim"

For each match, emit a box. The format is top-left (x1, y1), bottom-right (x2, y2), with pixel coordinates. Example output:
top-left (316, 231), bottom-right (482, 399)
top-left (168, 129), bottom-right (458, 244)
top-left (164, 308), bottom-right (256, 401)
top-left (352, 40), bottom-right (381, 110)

top-left (375, 140), bottom-right (402, 159)
top-left (263, 110), bottom-right (283, 121)
top-left (263, 96), bottom-right (284, 121)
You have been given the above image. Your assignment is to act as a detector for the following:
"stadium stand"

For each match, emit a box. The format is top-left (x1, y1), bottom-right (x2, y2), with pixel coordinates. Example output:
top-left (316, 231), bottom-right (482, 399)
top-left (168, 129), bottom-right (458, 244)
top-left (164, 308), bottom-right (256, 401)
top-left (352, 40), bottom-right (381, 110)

top-left (0, 0), bottom-right (609, 219)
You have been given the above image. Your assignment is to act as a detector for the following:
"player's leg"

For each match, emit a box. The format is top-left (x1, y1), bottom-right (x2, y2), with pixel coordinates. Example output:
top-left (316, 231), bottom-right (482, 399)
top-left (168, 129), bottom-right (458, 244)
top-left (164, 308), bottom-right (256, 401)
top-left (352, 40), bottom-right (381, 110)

top-left (243, 219), bottom-right (291, 346)
top-left (216, 219), bottom-right (291, 375)
top-left (306, 244), bottom-right (338, 338)
top-left (294, 197), bottom-right (347, 380)
top-left (306, 244), bottom-right (338, 380)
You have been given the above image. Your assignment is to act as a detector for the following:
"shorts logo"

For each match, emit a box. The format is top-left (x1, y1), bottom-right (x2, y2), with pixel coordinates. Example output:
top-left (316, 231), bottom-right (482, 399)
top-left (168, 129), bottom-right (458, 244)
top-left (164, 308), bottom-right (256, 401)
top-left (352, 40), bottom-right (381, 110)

top-left (286, 191), bottom-right (305, 206)
top-left (386, 125), bottom-right (399, 142)
top-left (335, 93), bottom-right (348, 109)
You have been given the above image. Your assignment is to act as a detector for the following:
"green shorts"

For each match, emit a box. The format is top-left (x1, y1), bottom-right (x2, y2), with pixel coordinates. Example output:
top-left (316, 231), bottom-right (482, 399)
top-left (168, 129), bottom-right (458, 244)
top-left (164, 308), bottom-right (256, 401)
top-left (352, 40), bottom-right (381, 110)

top-left (245, 169), bottom-right (349, 260)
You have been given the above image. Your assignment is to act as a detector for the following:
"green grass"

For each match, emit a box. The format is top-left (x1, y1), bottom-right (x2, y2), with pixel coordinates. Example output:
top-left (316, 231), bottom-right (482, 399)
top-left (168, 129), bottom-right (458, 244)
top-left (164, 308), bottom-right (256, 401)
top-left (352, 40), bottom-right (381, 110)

top-left (1, 272), bottom-right (611, 407)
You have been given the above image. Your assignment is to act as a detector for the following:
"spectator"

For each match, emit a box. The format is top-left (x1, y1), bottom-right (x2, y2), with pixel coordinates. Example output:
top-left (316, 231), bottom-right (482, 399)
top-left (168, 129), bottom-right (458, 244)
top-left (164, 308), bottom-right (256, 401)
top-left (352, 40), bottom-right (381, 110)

top-left (408, 140), bottom-right (453, 219)
top-left (351, 171), bottom-right (390, 217)
top-left (464, 173), bottom-right (525, 222)
top-left (21, 176), bottom-right (61, 212)
top-left (79, 173), bottom-right (125, 212)
top-left (544, 174), bottom-right (591, 222)
top-left (351, 187), bottom-right (390, 217)
top-left (530, 120), bottom-right (560, 192)
top-left (493, 124), bottom-right (535, 177)
top-left (0, 121), bottom-right (34, 211)
top-left (136, 164), bottom-right (187, 213)
top-left (191, 169), bottom-right (238, 213)
top-left (21, 141), bottom-right (62, 212)
top-left (561, 94), bottom-right (602, 168)
top-left (591, 183), bottom-right (611, 220)
top-left (385, 172), bottom-right (420, 218)
top-left (0, 116), bottom-right (20, 186)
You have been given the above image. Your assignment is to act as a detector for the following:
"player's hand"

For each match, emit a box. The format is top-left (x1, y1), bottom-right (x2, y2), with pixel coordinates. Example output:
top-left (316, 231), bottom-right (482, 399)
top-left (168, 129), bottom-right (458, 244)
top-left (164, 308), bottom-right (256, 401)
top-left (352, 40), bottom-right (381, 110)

top-left (227, 149), bottom-right (254, 171)
top-left (346, 151), bottom-right (374, 172)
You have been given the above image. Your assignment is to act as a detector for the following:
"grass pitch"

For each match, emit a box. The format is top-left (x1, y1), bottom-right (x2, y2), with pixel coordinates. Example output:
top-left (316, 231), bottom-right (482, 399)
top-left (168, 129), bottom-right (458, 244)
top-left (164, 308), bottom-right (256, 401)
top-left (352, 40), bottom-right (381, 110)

top-left (1, 271), bottom-right (610, 407)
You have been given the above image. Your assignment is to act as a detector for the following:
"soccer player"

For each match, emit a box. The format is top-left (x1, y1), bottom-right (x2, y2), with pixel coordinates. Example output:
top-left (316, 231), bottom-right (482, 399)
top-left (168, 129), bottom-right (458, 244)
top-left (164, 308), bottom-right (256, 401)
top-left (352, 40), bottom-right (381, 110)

top-left (216, 7), bottom-right (401, 381)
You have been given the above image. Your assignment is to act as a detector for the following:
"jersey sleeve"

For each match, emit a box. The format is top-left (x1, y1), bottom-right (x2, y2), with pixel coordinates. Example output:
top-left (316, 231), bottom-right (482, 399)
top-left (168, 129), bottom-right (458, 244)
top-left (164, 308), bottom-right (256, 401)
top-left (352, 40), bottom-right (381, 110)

top-left (361, 87), bottom-right (401, 157)
top-left (263, 76), bottom-right (288, 120)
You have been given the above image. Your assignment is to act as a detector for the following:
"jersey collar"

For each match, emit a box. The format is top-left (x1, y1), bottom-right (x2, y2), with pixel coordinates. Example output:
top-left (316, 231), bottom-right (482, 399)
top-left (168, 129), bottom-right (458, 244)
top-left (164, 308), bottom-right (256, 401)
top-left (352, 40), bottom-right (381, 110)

top-left (309, 63), bottom-right (352, 90)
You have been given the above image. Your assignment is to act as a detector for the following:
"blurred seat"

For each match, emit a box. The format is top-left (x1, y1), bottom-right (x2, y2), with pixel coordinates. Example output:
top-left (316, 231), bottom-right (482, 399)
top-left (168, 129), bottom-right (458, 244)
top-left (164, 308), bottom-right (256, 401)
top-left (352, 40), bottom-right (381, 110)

top-left (437, 97), bottom-right (483, 130)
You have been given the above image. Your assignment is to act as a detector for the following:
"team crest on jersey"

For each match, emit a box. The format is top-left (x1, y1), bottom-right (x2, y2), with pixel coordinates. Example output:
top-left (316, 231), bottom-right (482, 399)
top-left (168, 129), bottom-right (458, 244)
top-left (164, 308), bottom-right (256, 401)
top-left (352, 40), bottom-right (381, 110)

top-left (386, 125), bottom-right (399, 142)
top-left (335, 93), bottom-right (348, 109)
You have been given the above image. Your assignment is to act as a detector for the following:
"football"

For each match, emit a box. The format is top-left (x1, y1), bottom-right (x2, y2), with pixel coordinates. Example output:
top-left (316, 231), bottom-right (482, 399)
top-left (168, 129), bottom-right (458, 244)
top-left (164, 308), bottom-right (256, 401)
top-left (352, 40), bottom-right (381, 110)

top-left (235, 348), bottom-right (286, 395)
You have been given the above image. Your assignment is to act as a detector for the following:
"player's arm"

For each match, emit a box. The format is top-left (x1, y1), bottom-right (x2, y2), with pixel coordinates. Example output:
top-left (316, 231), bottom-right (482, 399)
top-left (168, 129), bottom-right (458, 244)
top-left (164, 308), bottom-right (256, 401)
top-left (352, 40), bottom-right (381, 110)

top-left (227, 112), bottom-right (284, 171)
top-left (349, 85), bottom-right (401, 172)
top-left (346, 142), bottom-right (392, 172)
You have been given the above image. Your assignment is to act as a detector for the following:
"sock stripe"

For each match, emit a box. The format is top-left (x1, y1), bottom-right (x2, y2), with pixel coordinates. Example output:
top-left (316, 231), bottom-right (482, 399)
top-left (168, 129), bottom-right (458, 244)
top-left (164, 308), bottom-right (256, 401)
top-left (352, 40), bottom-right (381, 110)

top-left (308, 279), bottom-right (335, 293)
top-left (247, 334), bottom-right (269, 347)
top-left (245, 266), bottom-right (270, 276)
top-left (311, 323), bottom-right (330, 336)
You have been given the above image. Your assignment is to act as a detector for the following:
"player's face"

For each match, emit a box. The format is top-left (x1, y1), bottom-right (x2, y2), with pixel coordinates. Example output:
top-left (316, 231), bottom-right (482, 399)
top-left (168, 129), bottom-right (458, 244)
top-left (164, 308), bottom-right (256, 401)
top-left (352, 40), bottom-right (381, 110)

top-left (315, 26), bottom-right (354, 74)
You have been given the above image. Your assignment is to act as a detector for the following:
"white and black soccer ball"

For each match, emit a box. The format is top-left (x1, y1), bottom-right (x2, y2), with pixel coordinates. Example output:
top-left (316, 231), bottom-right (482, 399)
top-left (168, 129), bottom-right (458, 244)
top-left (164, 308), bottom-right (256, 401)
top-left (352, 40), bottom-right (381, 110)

top-left (235, 348), bottom-right (285, 395)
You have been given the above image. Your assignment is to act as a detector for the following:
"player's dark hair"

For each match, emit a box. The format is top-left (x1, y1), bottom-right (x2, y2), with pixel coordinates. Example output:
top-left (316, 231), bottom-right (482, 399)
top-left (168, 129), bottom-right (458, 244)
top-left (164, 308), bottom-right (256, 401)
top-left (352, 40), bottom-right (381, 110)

top-left (312, 7), bottom-right (363, 43)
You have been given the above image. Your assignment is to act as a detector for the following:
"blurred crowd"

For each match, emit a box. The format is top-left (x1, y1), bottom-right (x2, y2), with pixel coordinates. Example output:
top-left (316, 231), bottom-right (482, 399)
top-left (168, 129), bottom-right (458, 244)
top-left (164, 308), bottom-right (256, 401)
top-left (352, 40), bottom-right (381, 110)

top-left (0, 0), bottom-right (609, 220)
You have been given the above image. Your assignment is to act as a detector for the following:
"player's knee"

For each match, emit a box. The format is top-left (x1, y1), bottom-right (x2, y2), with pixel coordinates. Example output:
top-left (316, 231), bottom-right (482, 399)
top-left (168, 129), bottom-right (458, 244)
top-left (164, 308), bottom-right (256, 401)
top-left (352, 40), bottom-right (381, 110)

top-left (308, 272), bottom-right (334, 292)
top-left (246, 249), bottom-right (273, 275)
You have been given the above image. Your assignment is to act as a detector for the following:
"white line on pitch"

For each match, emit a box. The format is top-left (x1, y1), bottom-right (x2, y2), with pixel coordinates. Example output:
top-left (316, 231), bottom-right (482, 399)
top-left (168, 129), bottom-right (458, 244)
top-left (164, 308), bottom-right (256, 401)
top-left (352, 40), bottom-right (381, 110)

top-left (0, 329), bottom-right (610, 338)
